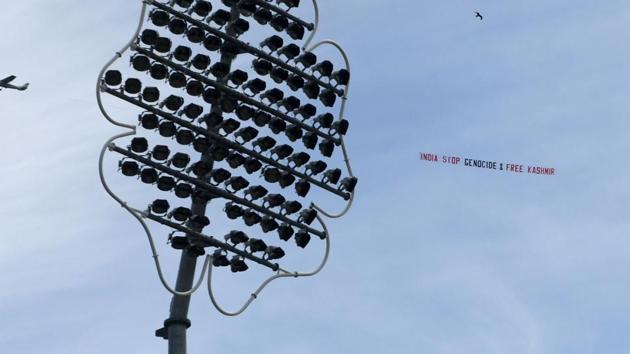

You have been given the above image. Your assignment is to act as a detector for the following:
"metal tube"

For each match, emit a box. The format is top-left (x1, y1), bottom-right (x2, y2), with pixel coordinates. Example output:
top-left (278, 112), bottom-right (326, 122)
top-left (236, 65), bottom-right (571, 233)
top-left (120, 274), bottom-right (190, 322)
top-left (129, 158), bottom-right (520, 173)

top-left (167, 251), bottom-right (198, 354)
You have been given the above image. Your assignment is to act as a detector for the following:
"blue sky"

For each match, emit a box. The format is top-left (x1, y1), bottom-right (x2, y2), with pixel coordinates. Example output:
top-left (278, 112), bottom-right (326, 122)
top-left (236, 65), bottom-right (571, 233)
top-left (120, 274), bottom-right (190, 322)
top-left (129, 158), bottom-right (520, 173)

top-left (2, 1), bottom-right (630, 353)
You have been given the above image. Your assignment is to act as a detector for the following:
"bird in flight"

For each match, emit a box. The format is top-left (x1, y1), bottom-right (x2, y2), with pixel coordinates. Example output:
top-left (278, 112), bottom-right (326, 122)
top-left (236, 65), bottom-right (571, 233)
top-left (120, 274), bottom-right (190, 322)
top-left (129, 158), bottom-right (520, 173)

top-left (475, 11), bottom-right (483, 20)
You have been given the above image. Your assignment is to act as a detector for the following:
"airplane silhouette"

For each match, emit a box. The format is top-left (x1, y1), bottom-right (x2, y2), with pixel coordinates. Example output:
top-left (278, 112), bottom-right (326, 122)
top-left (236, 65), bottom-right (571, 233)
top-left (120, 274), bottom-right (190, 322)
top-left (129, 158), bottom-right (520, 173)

top-left (0, 76), bottom-right (29, 91)
top-left (475, 11), bottom-right (483, 20)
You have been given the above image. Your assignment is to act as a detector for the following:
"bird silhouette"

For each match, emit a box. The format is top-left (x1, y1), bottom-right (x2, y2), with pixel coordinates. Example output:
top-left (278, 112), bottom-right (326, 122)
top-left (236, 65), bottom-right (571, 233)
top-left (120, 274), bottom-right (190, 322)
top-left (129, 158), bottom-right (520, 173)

top-left (475, 11), bottom-right (483, 20)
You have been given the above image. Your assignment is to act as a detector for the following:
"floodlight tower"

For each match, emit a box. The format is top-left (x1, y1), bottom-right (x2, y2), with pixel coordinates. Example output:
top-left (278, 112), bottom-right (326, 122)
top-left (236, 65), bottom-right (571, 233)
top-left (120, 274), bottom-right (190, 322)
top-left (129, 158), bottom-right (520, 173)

top-left (97, 1), bottom-right (357, 353)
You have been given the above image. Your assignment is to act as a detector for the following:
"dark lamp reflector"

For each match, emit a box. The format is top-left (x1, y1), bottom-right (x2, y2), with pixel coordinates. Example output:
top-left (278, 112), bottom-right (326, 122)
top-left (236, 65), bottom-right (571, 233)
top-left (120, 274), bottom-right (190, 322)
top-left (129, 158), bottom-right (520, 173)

top-left (150, 63), bottom-right (168, 80)
top-left (332, 119), bottom-right (350, 135)
top-left (270, 15), bottom-right (289, 31)
top-left (152, 145), bottom-right (171, 161)
top-left (253, 136), bottom-right (277, 151)
top-left (210, 145), bottom-right (229, 161)
top-left (319, 140), bottom-right (335, 157)
top-left (248, 238), bottom-right (268, 253)
top-left (243, 210), bottom-right (262, 226)
top-left (332, 69), bottom-right (350, 86)
top-left (120, 161), bottom-right (140, 176)
top-left (263, 167), bottom-right (281, 183)
top-left (204, 35), bottom-right (222, 51)
top-left (182, 104), bottom-right (203, 119)
top-left (154, 37), bottom-right (172, 53)
top-left (226, 176), bottom-right (250, 191)
top-left (157, 176), bottom-right (176, 191)
top-left (253, 59), bottom-right (273, 76)
top-left (324, 168), bottom-right (342, 185)
top-left (212, 250), bottom-right (230, 267)
top-left (228, 18), bottom-right (250, 35)
top-left (261, 35), bottom-right (284, 51)
top-left (151, 199), bottom-right (170, 214)
top-left (229, 70), bottom-right (249, 86)
top-left (264, 194), bottom-right (286, 208)
top-left (313, 60), bottom-right (334, 77)
top-left (295, 230), bottom-right (311, 248)
top-left (211, 9), bottom-right (231, 26)
top-left (281, 96), bottom-right (301, 111)
top-left (142, 87), bottom-right (160, 103)
top-left (278, 172), bottom-right (296, 188)
top-left (303, 81), bottom-right (320, 99)
top-left (297, 104), bottom-right (317, 118)
top-left (268, 118), bottom-right (287, 134)
top-left (299, 209), bottom-right (317, 225)
top-left (173, 46), bottom-right (192, 62)
top-left (302, 132), bottom-right (318, 149)
top-left (150, 10), bottom-right (170, 27)
top-left (191, 161), bottom-right (213, 177)
top-left (230, 257), bottom-right (249, 273)
top-left (168, 73), bottom-right (187, 89)
top-left (140, 113), bottom-right (159, 130)
top-left (236, 105), bottom-right (254, 121)
top-left (287, 22), bottom-right (305, 40)
top-left (170, 236), bottom-right (188, 250)
top-left (174, 183), bottom-right (193, 198)
top-left (131, 55), bottom-right (150, 72)
top-left (175, 0), bottom-right (194, 8)
top-left (140, 168), bottom-right (159, 184)
top-left (227, 153), bottom-right (246, 168)
top-left (243, 78), bottom-right (267, 95)
top-left (271, 144), bottom-right (294, 159)
top-left (211, 168), bottom-right (232, 184)
top-left (168, 18), bottom-right (188, 35)
top-left (186, 80), bottom-right (204, 96)
top-left (104, 70), bottom-right (122, 86)
top-left (171, 153), bottom-right (191, 169)
top-left (244, 158), bottom-right (263, 174)
top-left (191, 55), bottom-right (211, 71)
top-left (320, 89), bottom-right (337, 107)
top-left (282, 200), bottom-right (302, 215)
top-left (171, 207), bottom-right (192, 222)
top-left (266, 246), bottom-right (285, 260)
top-left (203, 88), bottom-right (221, 104)
top-left (140, 29), bottom-right (159, 45)
top-left (296, 52), bottom-right (317, 68)
top-left (237, 1), bottom-right (257, 16)
top-left (278, 223), bottom-right (294, 241)
top-left (340, 177), bottom-right (358, 193)
top-left (130, 137), bottom-right (148, 153)
top-left (287, 75), bottom-right (305, 91)
top-left (306, 160), bottom-right (328, 175)
top-left (270, 67), bottom-right (289, 83)
top-left (124, 78), bottom-right (142, 94)
top-left (225, 230), bottom-right (249, 245)
top-left (159, 121), bottom-right (177, 137)
top-left (253, 111), bottom-right (271, 126)
top-left (295, 179), bottom-right (311, 197)
top-left (189, 215), bottom-right (210, 230)
top-left (278, 44), bottom-right (300, 60)
top-left (285, 125), bottom-right (303, 141)
top-left (245, 185), bottom-right (268, 200)
top-left (176, 129), bottom-right (195, 145)
top-left (193, 137), bottom-right (211, 153)
top-left (254, 8), bottom-right (273, 24)
top-left (210, 62), bottom-right (230, 78)
top-left (225, 203), bottom-right (245, 219)
top-left (220, 118), bottom-right (240, 134)
top-left (164, 95), bottom-right (185, 111)
top-left (187, 27), bottom-right (205, 43)
top-left (288, 152), bottom-right (310, 167)
top-left (194, 1), bottom-right (213, 17)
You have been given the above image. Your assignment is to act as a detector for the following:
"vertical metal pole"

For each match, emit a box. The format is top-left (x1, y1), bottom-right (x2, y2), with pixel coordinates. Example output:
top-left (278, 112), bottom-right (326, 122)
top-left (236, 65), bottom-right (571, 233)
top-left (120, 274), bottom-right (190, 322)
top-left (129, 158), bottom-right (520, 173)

top-left (167, 251), bottom-right (198, 354)
top-left (157, 7), bottom-right (242, 354)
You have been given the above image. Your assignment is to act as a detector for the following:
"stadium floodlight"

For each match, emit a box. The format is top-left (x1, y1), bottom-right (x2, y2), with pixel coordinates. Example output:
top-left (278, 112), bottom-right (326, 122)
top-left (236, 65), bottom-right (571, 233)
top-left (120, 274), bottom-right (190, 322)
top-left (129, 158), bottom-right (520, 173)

top-left (98, 0), bottom-right (358, 353)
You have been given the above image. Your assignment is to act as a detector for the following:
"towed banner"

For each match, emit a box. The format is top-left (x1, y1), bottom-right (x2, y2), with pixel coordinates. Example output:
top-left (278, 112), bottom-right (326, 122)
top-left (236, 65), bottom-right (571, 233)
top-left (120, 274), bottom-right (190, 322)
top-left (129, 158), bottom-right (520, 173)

top-left (420, 153), bottom-right (556, 176)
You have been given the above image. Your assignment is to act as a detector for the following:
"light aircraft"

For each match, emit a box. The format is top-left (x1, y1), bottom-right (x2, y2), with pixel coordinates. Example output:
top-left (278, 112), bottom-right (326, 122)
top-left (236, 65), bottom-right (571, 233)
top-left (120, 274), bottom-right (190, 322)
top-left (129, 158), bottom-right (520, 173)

top-left (0, 75), bottom-right (29, 91)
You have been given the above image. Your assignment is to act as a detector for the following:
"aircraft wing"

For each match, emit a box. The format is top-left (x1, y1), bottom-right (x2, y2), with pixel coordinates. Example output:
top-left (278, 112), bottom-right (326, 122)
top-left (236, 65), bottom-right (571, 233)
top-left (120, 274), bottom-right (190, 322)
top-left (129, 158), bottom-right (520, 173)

top-left (0, 76), bottom-right (16, 85)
